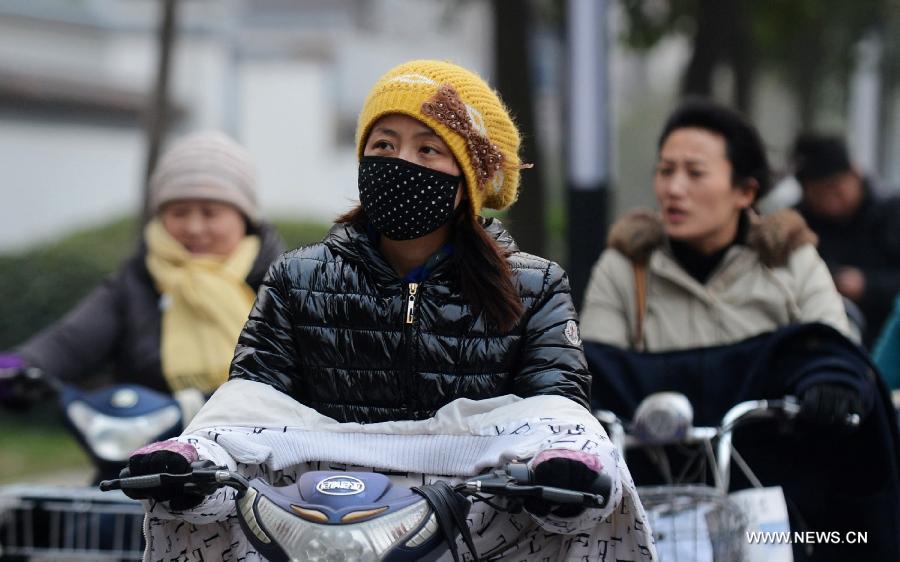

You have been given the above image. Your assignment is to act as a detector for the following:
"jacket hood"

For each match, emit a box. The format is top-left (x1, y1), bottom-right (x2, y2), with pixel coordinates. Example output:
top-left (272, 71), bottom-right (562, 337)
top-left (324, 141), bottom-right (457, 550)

top-left (479, 216), bottom-right (519, 253)
top-left (607, 208), bottom-right (818, 268)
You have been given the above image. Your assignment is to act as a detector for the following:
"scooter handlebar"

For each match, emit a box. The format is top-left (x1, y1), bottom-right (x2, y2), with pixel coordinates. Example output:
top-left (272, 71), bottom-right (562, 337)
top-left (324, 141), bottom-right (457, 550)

top-left (464, 464), bottom-right (612, 509)
top-left (99, 473), bottom-right (164, 492)
top-left (101, 461), bottom-right (611, 511)
top-left (99, 465), bottom-right (247, 495)
top-left (538, 473), bottom-right (612, 508)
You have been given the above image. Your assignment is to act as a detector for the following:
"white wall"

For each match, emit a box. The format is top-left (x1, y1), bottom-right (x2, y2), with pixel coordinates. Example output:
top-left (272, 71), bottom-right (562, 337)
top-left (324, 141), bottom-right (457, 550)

top-left (238, 60), bottom-right (359, 221)
top-left (0, 121), bottom-right (144, 250)
top-left (0, 0), bottom-right (492, 251)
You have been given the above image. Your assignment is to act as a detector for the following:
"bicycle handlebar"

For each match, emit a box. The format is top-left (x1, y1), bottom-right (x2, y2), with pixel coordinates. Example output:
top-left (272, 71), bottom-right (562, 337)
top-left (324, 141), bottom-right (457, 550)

top-left (777, 396), bottom-right (860, 427)
top-left (596, 395), bottom-right (861, 492)
top-left (598, 395), bottom-right (859, 448)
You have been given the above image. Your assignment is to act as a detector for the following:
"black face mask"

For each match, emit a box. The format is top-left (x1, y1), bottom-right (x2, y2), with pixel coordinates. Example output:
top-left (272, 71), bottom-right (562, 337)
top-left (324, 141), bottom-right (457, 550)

top-left (358, 156), bottom-right (462, 241)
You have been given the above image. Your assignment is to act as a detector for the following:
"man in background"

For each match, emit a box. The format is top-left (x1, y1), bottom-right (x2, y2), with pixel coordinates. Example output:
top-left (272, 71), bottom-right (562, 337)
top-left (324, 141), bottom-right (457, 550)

top-left (794, 133), bottom-right (900, 347)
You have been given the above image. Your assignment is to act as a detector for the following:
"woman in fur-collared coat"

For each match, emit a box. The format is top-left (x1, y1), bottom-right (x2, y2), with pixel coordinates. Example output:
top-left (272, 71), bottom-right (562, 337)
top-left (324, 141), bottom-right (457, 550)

top-left (580, 206), bottom-right (851, 351)
top-left (581, 103), bottom-right (851, 352)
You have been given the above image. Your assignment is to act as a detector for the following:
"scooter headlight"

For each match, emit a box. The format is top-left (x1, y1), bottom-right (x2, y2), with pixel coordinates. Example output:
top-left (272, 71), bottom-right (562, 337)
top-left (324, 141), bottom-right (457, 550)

top-left (66, 401), bottom-right (181, 461)
top-left (252, 494), bottom-right (434, 562)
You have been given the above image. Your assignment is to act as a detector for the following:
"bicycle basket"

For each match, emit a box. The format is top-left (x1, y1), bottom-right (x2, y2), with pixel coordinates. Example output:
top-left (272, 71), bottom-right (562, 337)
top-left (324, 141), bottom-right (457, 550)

top-left (639, 485), bottom-right (747, 562)
top-left (0, 484), bottom-right (145, 561)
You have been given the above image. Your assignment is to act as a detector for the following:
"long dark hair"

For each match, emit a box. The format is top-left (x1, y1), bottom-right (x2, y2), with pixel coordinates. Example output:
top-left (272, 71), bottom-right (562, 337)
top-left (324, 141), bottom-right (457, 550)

top-left (336, 204), bottom-right (524, 332)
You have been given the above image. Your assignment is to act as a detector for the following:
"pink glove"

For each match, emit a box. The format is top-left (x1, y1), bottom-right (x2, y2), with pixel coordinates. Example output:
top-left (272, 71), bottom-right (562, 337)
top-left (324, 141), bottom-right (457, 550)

top-left (125, 440), bottom-right (202, 509)
top-left (525, 449), bottom-right (606, 517)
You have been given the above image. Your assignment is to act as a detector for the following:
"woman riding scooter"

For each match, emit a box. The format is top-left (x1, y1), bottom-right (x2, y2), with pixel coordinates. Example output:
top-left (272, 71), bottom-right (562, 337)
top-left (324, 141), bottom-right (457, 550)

top-left (0, 131), bottom-right (285, 402)
top-left (122, 60), bottom-right (655, 561)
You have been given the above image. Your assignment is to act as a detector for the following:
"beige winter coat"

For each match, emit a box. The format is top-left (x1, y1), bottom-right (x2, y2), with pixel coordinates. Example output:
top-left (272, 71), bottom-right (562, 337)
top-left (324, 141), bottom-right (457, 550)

top-left (580, 209), bottom-right (851, 351)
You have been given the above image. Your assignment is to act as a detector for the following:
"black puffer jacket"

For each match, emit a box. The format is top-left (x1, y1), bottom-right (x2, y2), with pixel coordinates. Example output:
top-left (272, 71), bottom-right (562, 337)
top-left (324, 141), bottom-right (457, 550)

top-left (18, 223), bottom-right (285, 394)
top-left (231, 218), bottom-right (591, 423)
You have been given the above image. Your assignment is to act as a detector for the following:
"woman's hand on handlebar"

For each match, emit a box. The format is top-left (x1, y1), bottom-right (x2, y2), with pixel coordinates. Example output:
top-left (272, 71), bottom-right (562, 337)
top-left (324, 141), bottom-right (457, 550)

top-left (126, 440), bottom-right (206, 510)
top-left (523, 449), bottom-right (610, 518)
top-left (0, 354), bottom-right (44, 410)
top-left (798, 383), bottom-right (864, 431)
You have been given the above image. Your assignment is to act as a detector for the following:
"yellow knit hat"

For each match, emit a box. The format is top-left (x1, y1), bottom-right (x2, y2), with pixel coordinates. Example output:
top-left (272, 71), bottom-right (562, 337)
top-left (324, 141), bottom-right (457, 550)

top-left (356, 60), bottom-right (522, 216)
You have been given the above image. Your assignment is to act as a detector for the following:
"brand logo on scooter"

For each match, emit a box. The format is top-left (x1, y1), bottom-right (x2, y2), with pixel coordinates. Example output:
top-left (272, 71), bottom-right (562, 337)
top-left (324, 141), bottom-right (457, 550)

top-left (315, 475), bottom-right (366, 496)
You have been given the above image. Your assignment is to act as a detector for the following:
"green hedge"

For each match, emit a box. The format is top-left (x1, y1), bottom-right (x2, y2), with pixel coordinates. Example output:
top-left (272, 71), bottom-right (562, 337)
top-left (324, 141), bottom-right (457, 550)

top-left (0, 216), bottom-right (330, 350)
top-left (0, 421), bottom-right (91, 483)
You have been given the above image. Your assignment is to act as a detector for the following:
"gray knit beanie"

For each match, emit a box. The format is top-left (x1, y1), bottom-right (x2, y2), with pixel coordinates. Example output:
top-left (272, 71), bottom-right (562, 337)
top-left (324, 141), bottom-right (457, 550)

top-left (149, 131), bottom-right (259, 224)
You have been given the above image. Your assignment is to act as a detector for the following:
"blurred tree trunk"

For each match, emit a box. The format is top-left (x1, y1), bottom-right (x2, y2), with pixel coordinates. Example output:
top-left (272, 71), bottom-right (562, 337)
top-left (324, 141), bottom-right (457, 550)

top-left (682, 0), bottom-right (726, 98)
top-left (142, 0), bottom-right (178, 223)
top-left (878, 60), bottom-right (898, 178)
top-left (730, 0), bottom-right (755, 113)
top-left (493, 0), bottom-right (545, 256)
top-left (682, 0), bottom-right (754, 112)
top-left (789, 30), bottom-right (824, 130)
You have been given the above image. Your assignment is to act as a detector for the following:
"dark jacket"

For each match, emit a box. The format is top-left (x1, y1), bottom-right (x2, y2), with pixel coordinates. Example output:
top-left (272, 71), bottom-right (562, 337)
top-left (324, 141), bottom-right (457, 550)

top-left (797, 181), bottom-right (900, 346)
top-left (586, 323), bottom-right (900, 562)
top-left (18, 223), bottom-right (285, 394)
top-left (230, 218), bottom-right (591, 424)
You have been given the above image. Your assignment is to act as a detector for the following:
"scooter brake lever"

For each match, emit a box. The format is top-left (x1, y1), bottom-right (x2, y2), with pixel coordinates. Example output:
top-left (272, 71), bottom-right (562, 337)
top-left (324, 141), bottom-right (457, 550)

top-left (99, 464), bottom-right (230, 492)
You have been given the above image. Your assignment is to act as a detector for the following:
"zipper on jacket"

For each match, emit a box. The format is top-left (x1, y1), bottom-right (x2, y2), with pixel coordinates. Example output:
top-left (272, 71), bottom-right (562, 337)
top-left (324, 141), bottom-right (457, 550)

top-left (402, 282), bottom-right (419, 417)
top-left (406, 282), bottom-right (419, 324)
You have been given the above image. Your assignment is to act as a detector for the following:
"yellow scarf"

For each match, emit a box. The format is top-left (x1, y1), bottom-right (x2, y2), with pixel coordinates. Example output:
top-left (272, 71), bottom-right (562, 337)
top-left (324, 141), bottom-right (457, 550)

top-left (144, 220), bottom-right (260, 394)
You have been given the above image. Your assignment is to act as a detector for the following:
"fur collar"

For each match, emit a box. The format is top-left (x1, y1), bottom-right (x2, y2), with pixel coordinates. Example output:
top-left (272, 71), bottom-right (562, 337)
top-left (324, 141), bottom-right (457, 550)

top-left (607, 208), bottom-right (818, 267)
